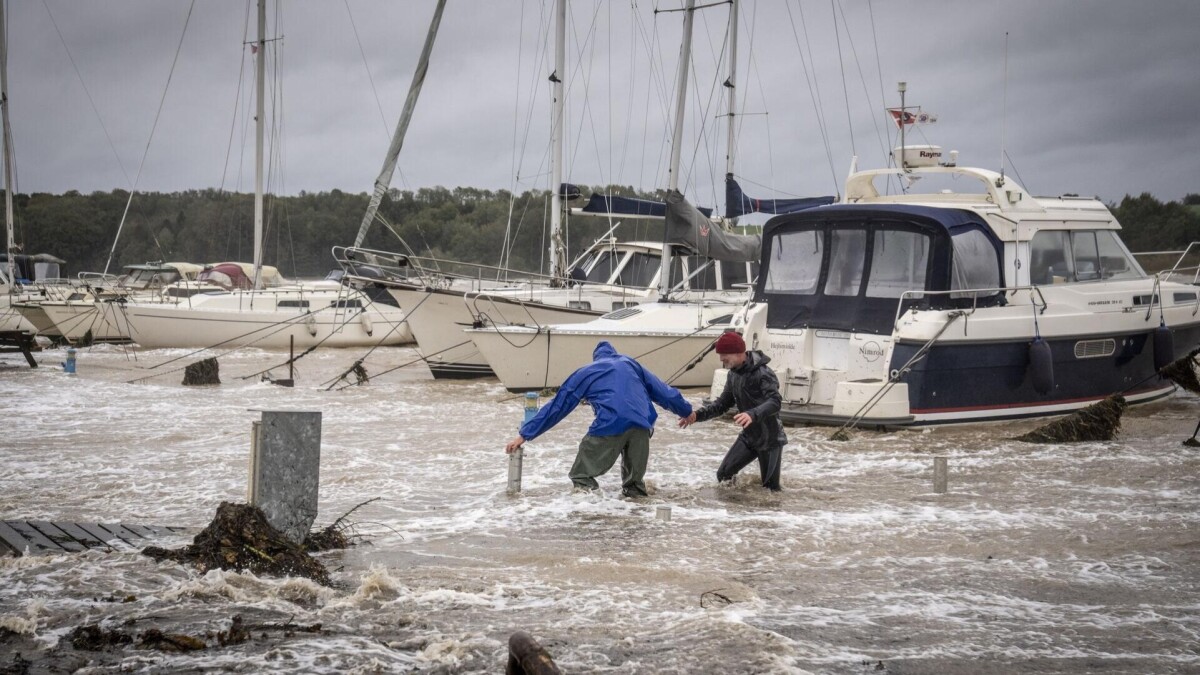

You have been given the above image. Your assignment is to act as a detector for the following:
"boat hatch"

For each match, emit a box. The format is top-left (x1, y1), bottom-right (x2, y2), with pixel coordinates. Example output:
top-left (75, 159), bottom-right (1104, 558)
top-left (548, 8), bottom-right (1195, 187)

top-left (602, 307), bottom-right (642, 321)
top-left (756, 204), bottom-right (1005, 335)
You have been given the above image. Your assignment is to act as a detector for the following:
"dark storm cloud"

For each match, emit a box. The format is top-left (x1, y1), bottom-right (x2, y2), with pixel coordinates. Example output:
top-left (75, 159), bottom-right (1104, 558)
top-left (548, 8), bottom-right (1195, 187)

top-left (5, 0), bottom-right (1199, 204)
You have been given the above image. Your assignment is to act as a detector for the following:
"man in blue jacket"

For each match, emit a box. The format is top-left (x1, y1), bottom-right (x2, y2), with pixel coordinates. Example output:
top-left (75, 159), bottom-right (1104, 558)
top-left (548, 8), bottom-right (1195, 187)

top-left (504, 340), bottom-right (693, 497)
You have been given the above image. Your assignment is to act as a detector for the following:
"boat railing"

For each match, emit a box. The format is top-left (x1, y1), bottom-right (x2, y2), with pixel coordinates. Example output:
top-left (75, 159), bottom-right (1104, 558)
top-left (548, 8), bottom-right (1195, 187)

top-left (894, 285), bottom-right (1048, 331)
top-left (1160, 241), bottom-right (1200, 287)
top-left (333, 246), bottom-right (559, 292)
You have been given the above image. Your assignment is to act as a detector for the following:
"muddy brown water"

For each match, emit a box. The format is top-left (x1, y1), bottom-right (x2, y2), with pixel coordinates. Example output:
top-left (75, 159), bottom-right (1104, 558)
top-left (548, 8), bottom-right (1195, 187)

top-left (1, 343), bottom-right (1198, 673)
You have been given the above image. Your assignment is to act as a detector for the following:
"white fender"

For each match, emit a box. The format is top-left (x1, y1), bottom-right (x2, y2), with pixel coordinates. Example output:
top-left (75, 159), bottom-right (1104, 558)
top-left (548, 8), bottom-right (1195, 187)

top-left (359, 310), bottom-right (374, 336)
top-left (304, 312), bottom-right (318, 337)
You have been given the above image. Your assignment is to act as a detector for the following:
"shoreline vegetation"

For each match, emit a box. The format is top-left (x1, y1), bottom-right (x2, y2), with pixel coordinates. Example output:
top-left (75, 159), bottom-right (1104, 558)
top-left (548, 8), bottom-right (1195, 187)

top-left (4, 187), bottom-right (1198, 279)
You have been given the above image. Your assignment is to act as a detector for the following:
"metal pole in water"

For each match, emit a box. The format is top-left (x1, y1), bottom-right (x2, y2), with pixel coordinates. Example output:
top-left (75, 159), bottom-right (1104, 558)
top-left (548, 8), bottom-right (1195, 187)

top-left (508, 392), bottom-right (538, 494)
top-left (933, 456), bottom-right (948, 494)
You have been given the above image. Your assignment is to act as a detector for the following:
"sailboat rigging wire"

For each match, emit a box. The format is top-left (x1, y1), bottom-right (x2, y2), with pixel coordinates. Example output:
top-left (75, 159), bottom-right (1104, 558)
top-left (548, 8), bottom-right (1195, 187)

top-left (784, 1), bottom-right (838, 194)
top-left (103, 0), bottom-right (196, 276)
top-left (831, 0), bottom-right (855, 158)
top-left (329, 337), bottom-right (474, 391)
top-left (834, 0), bottom-right (890, 180)
top-left (342, 0), bottom-right (391, 140)
top-left (866, 0), bottom-right (897, 194)
top-left (41, 1), bottom-right (131, 188)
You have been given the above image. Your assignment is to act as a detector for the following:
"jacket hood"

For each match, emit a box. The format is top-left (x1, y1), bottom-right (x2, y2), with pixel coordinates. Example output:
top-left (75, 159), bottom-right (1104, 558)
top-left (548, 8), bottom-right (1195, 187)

top-left (593, 340), bottom-right (618, 360)
top-left (738, 349), bottom-right (771, 372)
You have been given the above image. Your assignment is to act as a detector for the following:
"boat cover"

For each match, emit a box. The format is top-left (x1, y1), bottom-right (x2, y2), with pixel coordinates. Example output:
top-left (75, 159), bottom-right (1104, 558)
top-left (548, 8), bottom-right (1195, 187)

top-left (664, 190), bottom-right (760, 263)
top-left (756, 204), bottom-right (1005, 334)
top-left (725, 174), bottom-right (836, 218)
top-left (577, 192), bottom-right (713, 219)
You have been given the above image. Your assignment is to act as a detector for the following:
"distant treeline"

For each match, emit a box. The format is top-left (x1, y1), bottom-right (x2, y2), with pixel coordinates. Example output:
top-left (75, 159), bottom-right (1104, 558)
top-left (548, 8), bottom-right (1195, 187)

top-left (6, 187), bottom-right (1200, 278)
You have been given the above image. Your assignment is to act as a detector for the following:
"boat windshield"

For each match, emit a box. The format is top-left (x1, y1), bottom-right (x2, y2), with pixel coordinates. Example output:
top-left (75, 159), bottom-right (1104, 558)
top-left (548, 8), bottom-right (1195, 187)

top-left (614, 252), bottom-right (660, 288)
top-left (765, 230), bottom-right (823, 294)
top-left (1029, 229), bottom-right (1144, 284)
top-left (584, 251), bottom-right (622, 284)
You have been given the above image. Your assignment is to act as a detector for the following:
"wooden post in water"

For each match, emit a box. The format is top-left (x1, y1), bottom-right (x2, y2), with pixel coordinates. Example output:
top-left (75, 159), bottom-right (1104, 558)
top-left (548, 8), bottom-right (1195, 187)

top-left (933, 456), bottom-right (948, 494)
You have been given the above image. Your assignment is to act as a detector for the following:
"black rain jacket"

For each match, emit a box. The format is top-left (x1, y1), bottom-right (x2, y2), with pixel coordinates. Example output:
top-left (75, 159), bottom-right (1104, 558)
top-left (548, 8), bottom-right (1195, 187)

top-left (695, 350), bottom-right (787, 449)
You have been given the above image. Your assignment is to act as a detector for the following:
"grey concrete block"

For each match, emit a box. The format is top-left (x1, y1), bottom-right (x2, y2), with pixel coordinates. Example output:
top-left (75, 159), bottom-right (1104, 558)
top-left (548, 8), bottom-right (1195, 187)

top-left (249, 410), bottom-right (321, 545)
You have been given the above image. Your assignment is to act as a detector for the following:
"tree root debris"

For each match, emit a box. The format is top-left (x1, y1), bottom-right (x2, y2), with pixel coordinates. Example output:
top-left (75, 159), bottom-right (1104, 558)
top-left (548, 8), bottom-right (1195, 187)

top-left (142, 502), bottom-right (332, 585)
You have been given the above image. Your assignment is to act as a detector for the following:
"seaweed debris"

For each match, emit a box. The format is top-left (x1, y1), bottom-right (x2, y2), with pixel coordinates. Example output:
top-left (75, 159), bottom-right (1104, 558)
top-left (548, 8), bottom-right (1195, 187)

top-left (1015, 394), bottom-right (1126, 443)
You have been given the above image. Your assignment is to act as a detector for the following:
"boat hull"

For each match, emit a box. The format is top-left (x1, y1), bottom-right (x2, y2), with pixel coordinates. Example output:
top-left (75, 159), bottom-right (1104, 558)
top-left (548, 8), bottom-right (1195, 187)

top-left (39, 301), bottom-right (134, 343)
top-left (388, 284), bottom-right (606, 379)
top-left (119, 291), bottom-right (413, 349)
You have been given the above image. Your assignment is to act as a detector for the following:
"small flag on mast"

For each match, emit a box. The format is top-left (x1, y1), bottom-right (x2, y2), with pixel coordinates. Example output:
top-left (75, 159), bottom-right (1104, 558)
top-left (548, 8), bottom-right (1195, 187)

top-left (887, 107), bottom-right (937, 128)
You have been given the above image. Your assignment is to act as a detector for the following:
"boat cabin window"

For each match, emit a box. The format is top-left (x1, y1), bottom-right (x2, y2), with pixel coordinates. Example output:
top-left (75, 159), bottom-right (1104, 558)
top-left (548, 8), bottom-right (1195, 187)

top-left (721, 261), bottom-right (753, 289)
top-left (866, 230), bottom-right (931, 298)
top-left (765, 230), bottom-right (823, 294)
top-left (584, 250), bottom-right (622, 284)
top-left (614, 252), bottom-right (660, 288)
top-left (1029, 230), bottom-right (1143, 284)
top-left (950, 229), bottom-right (1002, 297)
top-left (824, 230), bottom-right (867, 296)
top-left (34, 261), bottom-right (61, 281)
top-left (683, 255), bottom-right (718, 291)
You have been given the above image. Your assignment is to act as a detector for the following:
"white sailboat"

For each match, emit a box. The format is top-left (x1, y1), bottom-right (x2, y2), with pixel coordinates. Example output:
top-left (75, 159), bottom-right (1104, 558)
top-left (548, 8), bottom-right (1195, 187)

top-left (118, 0), bottom-right (413, 350)
top-left (467, 0), bottom-right (799, 391)
top-left (13, 262), bottom-right (202, 343)
top-left (339, 0), bottom-right (752, 379)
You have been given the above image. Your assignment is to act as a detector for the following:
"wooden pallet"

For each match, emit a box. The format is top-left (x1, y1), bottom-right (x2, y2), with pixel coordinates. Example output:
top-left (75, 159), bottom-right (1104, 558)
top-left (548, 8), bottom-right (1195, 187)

top-left (0, 520), bottom-right (189, 556)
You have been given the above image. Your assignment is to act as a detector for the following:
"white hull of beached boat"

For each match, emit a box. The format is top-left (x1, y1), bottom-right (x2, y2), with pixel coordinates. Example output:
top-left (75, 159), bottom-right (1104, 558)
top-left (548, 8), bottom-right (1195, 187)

top-left (467, 301), bottom-right (739, 391)
top-left (387, 283), bottom-right (622, 378)
top-left (119, 286), bottom-right (413, 349)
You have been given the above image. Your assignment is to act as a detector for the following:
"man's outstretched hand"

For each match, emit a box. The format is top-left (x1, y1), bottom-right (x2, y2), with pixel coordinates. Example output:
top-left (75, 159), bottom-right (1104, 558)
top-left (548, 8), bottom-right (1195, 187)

top-left (678, 412), bottom-right (697, 428)
top-left (505, 435), bottom-right (526, 454)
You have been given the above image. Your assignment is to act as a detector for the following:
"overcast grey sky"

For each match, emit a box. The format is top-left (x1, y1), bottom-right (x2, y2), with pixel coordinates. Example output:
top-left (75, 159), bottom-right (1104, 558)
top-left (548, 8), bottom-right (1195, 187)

top-left (7, 0), bottom-right (1199, 207)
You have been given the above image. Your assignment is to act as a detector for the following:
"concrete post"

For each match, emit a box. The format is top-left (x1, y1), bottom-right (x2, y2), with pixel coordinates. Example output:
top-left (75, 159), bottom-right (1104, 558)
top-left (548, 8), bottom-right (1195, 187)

top-left (933, 456), bottom-right (948, 494)
top-left (248, 410), bottom-right (321, 544)
top-left (656, 506), bottom-right (672, 522)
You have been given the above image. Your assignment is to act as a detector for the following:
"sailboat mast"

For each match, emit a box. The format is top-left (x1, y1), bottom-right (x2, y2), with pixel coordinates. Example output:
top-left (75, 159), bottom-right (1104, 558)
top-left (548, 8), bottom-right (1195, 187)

top-left (667, 0), bottom-right (694, 193)
top-left (548, 0), bottom-right (567, 282)
top-left (0, 1), bottom-right (15, 293)
top-left (252, 0), bottom-right (266, 288)
top-left (724, 0), bottom-right (737, 180)
top-left (353, 0), bottom-right (447, 248)
top-left (660, 0), bottom-right (696, 300)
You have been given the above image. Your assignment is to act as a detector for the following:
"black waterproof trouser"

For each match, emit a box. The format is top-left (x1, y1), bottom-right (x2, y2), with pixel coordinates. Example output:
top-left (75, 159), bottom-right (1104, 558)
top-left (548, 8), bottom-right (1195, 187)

top-left (716, 437), bottom-right (783, 491)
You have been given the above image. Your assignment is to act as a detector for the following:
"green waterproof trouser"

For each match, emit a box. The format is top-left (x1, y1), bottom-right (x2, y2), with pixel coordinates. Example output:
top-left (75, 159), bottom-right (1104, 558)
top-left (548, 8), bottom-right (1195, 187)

top-left (569, 426), bottom-right (651, 497)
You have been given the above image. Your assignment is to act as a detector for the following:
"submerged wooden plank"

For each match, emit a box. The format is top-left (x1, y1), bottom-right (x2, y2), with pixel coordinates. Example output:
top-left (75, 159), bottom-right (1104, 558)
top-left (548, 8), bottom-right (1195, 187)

top-left (28, 521), bottom-right (85, 552)
top-left (4, 521), bottom-right (60, 554)
top-left (76, 523), bottom-right (122, 549)
top-left (98, 523), bottom-right (142, 546)
top-left (120, 523), bottom-right (155, 539)
top-left (0, 521), bottom-right (29, 556)
top-left (54, 522), bottom-right (106, 549)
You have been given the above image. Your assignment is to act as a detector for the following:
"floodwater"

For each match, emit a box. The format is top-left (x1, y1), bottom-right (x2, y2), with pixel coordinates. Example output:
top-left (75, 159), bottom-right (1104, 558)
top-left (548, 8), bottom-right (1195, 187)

top-left (1, 342), bottom-right (1199, 674)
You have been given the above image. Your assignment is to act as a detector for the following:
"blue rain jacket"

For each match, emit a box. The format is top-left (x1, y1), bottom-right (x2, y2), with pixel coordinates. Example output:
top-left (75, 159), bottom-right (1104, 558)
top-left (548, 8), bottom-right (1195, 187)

top-left (520, 341), bottom-right (693, 441)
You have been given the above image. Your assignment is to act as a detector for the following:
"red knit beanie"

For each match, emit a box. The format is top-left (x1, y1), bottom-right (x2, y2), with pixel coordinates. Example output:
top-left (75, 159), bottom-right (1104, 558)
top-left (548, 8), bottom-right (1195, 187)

top-left (714, 331), bottom-right (746, 355)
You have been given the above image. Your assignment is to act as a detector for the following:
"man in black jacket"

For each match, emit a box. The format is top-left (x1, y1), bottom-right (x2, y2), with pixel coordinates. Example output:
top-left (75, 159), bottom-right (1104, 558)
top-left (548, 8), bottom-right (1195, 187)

top-left (679, 331), bottom-right (786, 491)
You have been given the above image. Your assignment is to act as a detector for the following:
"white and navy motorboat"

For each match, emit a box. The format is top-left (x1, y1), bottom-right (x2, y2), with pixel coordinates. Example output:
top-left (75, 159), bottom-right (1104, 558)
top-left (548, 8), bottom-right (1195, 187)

top-left (716, 149), bottom-right (1200, 426)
